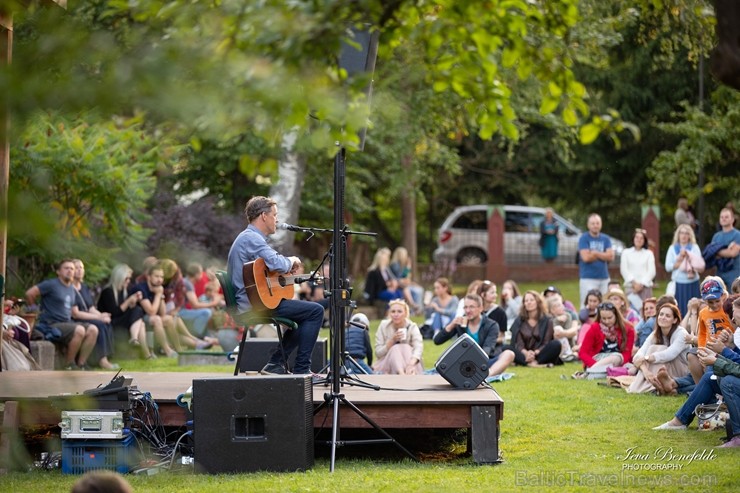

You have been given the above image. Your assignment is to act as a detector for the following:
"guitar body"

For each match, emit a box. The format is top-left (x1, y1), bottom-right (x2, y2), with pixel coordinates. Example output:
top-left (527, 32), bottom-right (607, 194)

top-left (243, 258), bottom-right (295, 310)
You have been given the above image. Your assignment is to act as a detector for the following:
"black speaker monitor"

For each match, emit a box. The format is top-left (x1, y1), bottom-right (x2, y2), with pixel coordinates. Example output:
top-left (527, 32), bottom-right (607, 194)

top-left (193, 376), bottom-right (314, 473)
top-left (237, 337), bottom-right (327, 373)
top-left (435, 334), bottom-right (489, 389)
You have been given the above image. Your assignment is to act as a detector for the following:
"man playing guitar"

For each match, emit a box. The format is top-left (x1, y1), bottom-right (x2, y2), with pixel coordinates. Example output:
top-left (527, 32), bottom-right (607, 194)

top-left (227, 196), bottom-right (324, 375)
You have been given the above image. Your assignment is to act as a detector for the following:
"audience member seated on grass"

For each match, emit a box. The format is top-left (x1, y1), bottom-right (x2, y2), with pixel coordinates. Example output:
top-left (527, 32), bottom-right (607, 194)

top-left (97, 263), bottom-right (153, 360)
top-left (653, 330), bottom-right (740, 432)
top-left (546, 294), bottom-right (579, 362)
top-left (160, 259), bottom-right (219, 346)
top-left (578, 289), bottom-right (602, 325)
top-left (712, 353), bottom-right (740, 448)
top-left (505, 291), bottom-right (562, 368)
top-left (424, 277), bottom-right (459, 337)
top-left (576, 301), bottom-right (635, 378)
top-left (390, 246), bottom-right (425, 314)
top-left (628, 303), bottom-right (690, 394)
top-left (363, 247), bottom-right (405, 309)
top-left (633, 297), bottom-right (657, 349)
top-left (685, 277), bottom-right (733, 384)
top-left (477, 280), bottom-right (508, 354)
top-left (605, 289), bottom-right (640, 326)
top-left (434, 293), bottom-right (500, 365)
top-left (129, 263), bottom-right (179, 358)
top-left (454, 279), bottom-right (483, 317)
top-left (543, 285), bottom-right (578, 320)
top-left (185, 262), bottom-right (226, 332)
top-left (346, 313), bottom-right (374, 374)
top-left (71, 259), bottom-right (118, 370)
top-left (71, 470), bottom-right (133, 493)
top-left (500, 279), bottom-right (523, 330)
top-left (373, 299), bottom-right (424, 375)
top-left (25, 259), bottom-right (98, 370)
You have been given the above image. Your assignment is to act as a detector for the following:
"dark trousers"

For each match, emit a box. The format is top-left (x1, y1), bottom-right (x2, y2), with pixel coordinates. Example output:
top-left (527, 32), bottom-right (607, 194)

top-left (508, 339), bottom-right (562, 366)
top-left (269, 298), bottom-right (324, 374)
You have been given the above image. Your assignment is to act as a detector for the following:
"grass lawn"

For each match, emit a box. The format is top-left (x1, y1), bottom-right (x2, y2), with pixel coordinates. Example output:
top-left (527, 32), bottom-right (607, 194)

top-left (3, 278), bottom-right (738, 492)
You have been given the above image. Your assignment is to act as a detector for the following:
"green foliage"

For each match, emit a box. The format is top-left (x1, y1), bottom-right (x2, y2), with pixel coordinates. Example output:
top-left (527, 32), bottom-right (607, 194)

top-left (6, 111), bottom-right (172, 286)
top-left (647, 86), bottom-right (740, 237)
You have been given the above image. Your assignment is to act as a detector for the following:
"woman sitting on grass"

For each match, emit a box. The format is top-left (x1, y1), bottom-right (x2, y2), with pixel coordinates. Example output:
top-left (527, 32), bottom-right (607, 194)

top-left (627, 303), bottom-right (689, 394)
top-left (576, 301), bottom-right (635, 377)
top-left (373, 299), bottom-right (424, 375)
top-left (506, 291), bottom-right (562, 367)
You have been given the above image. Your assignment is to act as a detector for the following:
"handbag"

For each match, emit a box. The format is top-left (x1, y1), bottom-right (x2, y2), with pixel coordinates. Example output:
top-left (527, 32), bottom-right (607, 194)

top-left (695, 401), bottom-right (728, 431)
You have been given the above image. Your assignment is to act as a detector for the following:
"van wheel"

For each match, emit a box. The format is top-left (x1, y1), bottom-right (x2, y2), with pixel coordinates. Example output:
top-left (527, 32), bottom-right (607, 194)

top-left (456, 248), bottom-right (487, 265)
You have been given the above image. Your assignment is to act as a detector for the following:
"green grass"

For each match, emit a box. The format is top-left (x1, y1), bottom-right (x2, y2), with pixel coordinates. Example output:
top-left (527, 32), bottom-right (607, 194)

top-left (4, 363), bottom-right (738, 492)
top-left (3, 281), bottom-right (739, 492)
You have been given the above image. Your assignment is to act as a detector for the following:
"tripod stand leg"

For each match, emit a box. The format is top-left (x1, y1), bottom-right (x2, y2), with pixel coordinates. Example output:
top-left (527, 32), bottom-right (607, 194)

top-left (330, 391), bottom-right (341, 472)
top-left (339, 395), bottom-right (419, 462)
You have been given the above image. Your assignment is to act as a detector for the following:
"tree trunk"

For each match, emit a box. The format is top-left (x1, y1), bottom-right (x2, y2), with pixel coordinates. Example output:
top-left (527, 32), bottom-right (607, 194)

top-left (270, 129), bottom-right (304, 255)
top-left (400, 156), bottom-right (418, 280)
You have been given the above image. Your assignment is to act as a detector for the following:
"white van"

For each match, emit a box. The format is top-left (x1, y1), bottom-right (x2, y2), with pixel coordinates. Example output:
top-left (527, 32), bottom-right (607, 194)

top-left (433, 205), bottom-right (624, 265)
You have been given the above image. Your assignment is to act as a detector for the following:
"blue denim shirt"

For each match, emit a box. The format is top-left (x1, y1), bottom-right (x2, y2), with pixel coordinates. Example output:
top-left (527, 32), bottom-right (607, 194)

top-left (227, 224), bottom-right (292, 313)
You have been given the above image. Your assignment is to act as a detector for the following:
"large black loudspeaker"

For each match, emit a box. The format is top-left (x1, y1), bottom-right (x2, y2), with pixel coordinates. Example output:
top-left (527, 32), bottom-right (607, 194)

top-left (338, 27), bottom-right (379, 151)
top-left (435, 334), bottom-right (489, 389)
top-left (237, 338), bottom-right (327, 373)
top-left (193, 376), bottom-right (313, 473)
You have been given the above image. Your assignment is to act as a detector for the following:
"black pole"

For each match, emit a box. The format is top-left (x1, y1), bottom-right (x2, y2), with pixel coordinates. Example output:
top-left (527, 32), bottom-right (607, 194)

top-left (330, 144), bottom-right (348, 397)
top-left (319, 144), bottom-right (418, 471)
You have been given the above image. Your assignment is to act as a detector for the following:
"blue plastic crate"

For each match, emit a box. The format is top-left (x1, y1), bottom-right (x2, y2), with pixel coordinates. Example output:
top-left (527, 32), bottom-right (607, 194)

top-left (62, 433), bottom-right (136, 475)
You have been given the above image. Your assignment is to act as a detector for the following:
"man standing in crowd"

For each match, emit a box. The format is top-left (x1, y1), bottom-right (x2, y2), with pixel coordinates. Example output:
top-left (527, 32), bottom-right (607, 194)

top-left (710, 207), bottom-right (740, 289)
top-left (25, 259), bottom-right (99, 370)
top-left (227, 196), bottom-right (323, 375)
top-left (578, 213), bottom-right (614, 308)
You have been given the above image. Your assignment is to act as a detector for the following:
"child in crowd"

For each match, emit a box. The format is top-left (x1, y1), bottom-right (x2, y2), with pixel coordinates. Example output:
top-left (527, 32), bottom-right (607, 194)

top-left (575, 289), bottom-right (602, 353)
top-left (633, 297), bottom-right (657, 348)
top-left (686, 277), bottom-right (733, 384)
top-left (579, 289), bottom-right (601, 324)
top-left (345, 313), bottom-right (374, 374)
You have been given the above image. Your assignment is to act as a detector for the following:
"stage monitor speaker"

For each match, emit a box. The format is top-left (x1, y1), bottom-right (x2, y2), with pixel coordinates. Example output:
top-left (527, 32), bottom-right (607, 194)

top-left (237, 337), bottom-right (327, 373)
top-left (193, 376), bottom-right (313, 473)
top-left (434, 334), bottom-right (489, 389)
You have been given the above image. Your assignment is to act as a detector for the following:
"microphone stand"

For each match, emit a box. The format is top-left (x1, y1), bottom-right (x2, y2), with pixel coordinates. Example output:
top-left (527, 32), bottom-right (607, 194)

top-left (313, 144), bottom-right (418, 471)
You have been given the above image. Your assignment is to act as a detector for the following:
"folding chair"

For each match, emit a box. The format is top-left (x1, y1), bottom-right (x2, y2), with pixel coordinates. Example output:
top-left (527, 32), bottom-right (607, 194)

top-left (215, 270), bottom-right (297, 376)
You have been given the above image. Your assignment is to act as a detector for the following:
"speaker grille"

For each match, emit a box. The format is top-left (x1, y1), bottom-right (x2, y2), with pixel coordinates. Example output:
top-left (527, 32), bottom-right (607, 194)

top-left (193, 376), bottom-right (314, 473)
top-left (434, 334), bottom-right (489, 389)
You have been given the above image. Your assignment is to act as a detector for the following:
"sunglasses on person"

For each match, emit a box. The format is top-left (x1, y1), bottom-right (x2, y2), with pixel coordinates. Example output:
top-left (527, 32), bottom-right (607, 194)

top-left (598, 302), bottom-right (616, 310)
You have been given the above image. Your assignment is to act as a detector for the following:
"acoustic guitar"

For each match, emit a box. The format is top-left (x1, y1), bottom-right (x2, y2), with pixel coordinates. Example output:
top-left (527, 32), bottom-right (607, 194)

top-left (243, 258), bottom-right (314, 310)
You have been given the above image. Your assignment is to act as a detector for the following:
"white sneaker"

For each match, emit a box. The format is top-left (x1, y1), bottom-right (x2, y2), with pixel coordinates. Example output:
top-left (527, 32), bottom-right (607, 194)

top-left (652, 421), bottom-right (687, 430)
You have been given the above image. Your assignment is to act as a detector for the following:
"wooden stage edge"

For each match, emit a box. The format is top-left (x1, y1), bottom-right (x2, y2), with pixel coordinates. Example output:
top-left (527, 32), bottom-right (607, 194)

top-left (0, 371), bottom-right (504, 464)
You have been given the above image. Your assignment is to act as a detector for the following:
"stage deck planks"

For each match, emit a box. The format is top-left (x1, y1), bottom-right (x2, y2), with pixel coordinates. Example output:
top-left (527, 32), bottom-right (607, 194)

top-left (0, 371), bottom-right (503, 463)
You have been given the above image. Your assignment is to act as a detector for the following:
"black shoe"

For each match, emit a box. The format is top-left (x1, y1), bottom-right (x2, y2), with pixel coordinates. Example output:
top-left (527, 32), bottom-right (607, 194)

top-left (63, 363), bottom-right (79, 371)
top-left (78, 363), bottom-right (91, 371)
top-left (260, 363), bottom-right (291, 375)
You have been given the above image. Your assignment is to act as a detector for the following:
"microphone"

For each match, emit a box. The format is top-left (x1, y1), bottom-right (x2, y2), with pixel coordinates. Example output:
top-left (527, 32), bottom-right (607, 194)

top-left (278, 223), bottom-right (305, 232)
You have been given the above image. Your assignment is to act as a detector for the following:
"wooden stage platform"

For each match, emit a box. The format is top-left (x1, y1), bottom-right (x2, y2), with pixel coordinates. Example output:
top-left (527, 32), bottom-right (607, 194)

top-left (0, 371), bottom-right (504, 464)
